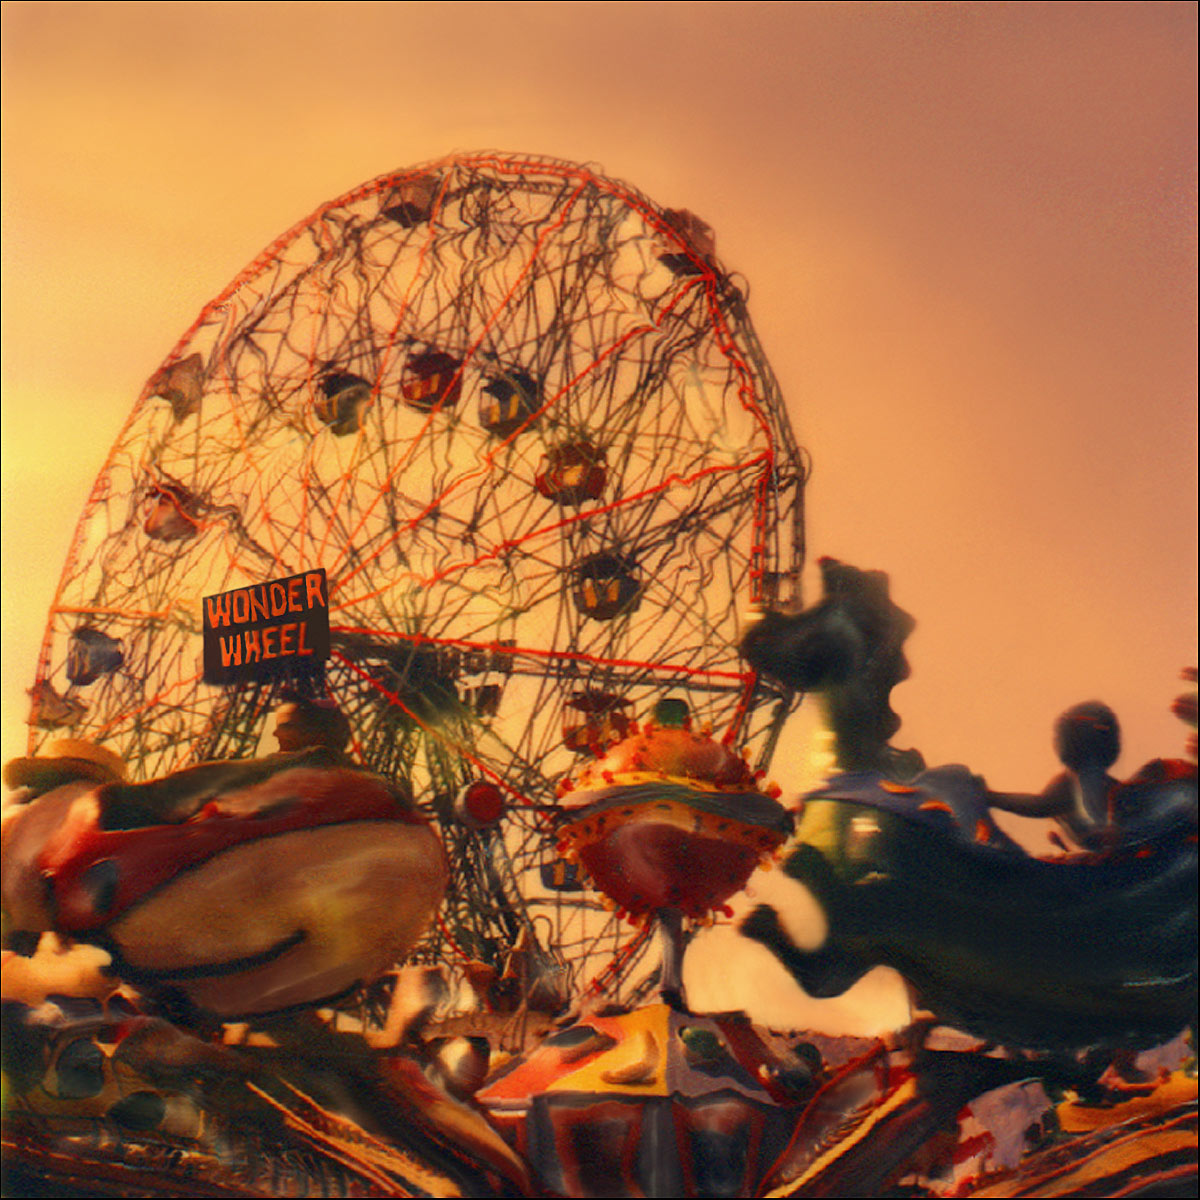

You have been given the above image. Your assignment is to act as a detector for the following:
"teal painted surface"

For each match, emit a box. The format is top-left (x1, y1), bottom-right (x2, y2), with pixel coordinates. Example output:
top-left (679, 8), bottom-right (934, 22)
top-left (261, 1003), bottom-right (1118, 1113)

top-left (745, 772), bottom-right (1197, 1049)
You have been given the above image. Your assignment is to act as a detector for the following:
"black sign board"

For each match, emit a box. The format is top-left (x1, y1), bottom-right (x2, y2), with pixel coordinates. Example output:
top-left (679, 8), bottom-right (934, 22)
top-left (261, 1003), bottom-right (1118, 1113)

top-left (203, 569), bottom-right (330, 685)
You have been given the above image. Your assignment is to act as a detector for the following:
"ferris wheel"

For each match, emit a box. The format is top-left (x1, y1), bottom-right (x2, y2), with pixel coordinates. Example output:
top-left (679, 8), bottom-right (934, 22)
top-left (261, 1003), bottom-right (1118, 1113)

top-left (27, 151), bottom-right (807, 1001)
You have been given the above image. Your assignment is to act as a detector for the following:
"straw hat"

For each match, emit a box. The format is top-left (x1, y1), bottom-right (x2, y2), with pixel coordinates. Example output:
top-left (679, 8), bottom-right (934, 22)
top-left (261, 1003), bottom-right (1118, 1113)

top-left (4, 738), bottom-right (127, 792)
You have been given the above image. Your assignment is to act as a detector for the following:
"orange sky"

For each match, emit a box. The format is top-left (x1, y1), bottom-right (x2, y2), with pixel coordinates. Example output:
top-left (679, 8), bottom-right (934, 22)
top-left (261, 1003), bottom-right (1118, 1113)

top-left (1, 0), bottom-right (1196, 1036)
top-left (2, 2), bottom-right (1195, 791)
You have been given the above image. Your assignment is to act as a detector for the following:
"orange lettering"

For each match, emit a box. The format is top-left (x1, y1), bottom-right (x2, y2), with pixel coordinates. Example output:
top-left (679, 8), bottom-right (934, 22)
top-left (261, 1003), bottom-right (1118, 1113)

top-left (261, 627), bottom-right (278, 659)
top-left (206, 593), bottom-right (232, 628)
top-left (232, 590), bottom-right (250, 624)
top-left (278, 623), bottom-right (296, 656)
top-left (288, 577), bottom-right (303, 613)
top-left (219, 635), bottom-right (242, 666)
top-left (244, 628), bottom-right (262, 663)
top-left (305, 572), bottom-right (325, 609)
top-left (249, 587), bottom-right (270, 623)
top-left (296, 622), bottom-right (315, 656)
top-left (269, 582), bottom-right (287, 617)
